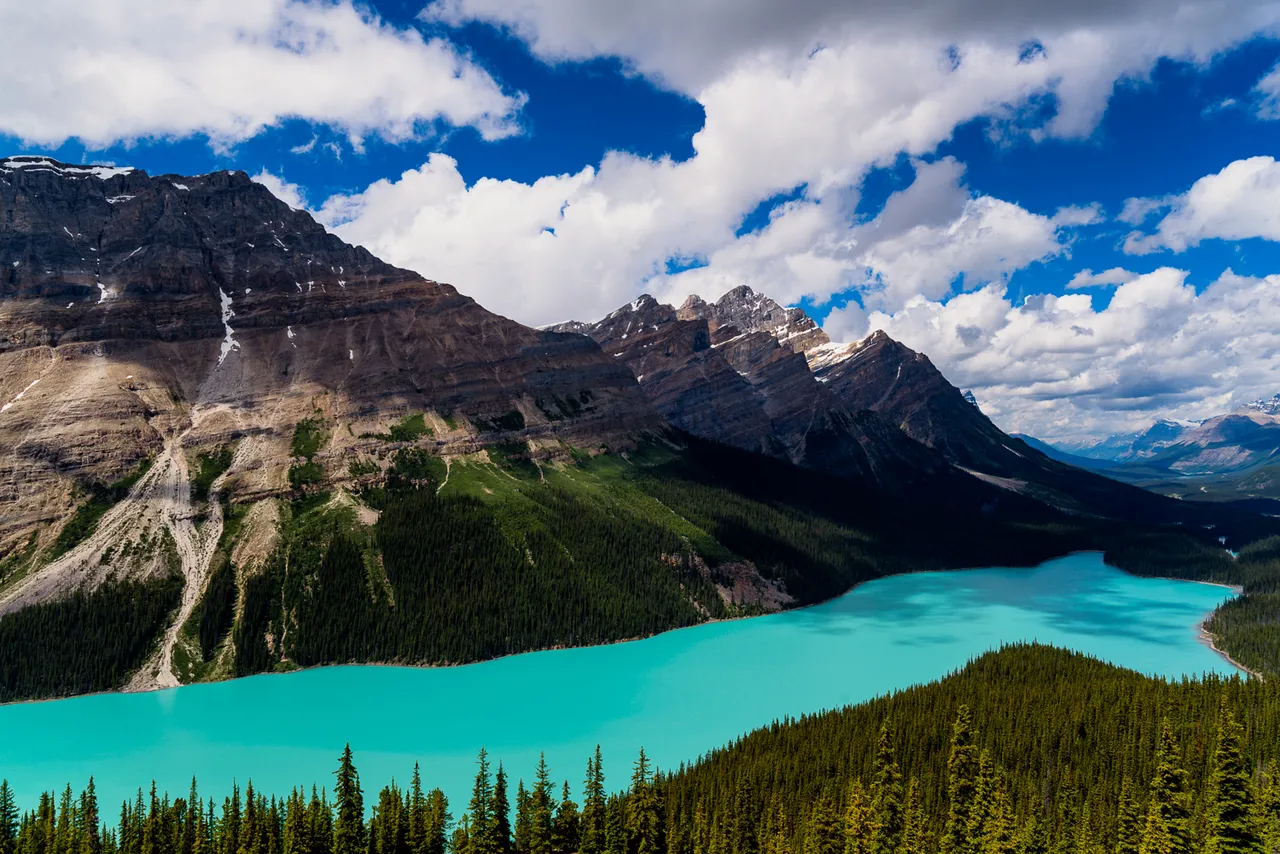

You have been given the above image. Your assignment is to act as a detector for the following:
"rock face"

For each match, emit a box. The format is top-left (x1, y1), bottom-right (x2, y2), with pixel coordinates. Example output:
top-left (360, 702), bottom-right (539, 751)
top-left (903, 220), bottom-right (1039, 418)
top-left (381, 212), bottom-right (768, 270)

top-left (561, 286), bottom-right (1188, 517)
top-left (0, 156), bottom-right (659, 554)
top-left (552, 290), bottom-right (955, 490)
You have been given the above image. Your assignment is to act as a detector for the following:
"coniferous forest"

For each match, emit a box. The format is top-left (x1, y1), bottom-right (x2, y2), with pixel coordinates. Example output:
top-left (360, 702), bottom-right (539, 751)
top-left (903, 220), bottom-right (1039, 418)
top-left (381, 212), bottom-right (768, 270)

top-left (3, 433), bottom-right (1280, 701)
top-left (7, 645), bottom-right (1280, 854)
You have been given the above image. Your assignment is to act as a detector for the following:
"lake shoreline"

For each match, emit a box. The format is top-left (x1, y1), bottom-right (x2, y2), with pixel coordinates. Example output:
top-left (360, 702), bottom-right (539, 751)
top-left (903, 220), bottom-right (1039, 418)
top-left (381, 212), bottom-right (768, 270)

top-left (1, 551), bottom-right (1243, 707)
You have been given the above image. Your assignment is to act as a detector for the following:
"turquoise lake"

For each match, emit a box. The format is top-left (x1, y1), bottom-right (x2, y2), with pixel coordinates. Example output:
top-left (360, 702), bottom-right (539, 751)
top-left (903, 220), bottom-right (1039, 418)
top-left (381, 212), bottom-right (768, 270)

top-left (0, 552), bottom-right (1239, 811)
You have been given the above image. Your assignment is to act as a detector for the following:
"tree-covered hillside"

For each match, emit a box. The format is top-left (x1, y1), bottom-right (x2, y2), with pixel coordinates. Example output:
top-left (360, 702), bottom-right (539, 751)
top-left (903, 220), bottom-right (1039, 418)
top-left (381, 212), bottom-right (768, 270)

top-left (1, 431), bottom-right (1277, 702)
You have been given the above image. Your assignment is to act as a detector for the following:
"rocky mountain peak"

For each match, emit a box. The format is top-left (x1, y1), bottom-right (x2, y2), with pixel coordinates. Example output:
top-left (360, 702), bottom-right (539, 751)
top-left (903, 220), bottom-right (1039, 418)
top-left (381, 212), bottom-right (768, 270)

top-left (676, 285), bottom-right (829, 353)
top-left (0, 158), bottom-right (659, 557)
top-left (1242, 394), bottom-right (1280, 417)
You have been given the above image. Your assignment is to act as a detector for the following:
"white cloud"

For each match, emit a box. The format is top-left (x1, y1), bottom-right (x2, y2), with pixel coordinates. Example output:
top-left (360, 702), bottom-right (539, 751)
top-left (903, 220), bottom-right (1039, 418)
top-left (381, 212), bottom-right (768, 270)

top-left (1066, 267), bottom-right (1139, 288)
top-left (313, 0), bottom-right (1279, 330)
top-left (826, 268), bottom-right (1280, 439)
top-left (1254, 60), bottom-right (1280, 118)
top-left (321, 154), bottom-right (1076, 325)
top-left (251, 170), bottom-right (308, 211)
top-left (0, 0), bottom-right (524, 148)
top-left (1124, 156), bottom-right (1280, 253)
top-left (1051, 203), bottom-right (1104, 226)
top-left (424, 0), bottom-right (1280, 104)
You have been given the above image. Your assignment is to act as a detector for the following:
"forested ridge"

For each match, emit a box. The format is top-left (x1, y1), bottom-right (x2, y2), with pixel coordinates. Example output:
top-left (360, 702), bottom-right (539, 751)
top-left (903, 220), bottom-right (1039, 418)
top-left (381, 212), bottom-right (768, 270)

top-left (6, 646), bottom-right (1280, 854)
top-left (3, 430), bottom-right (1279, 701)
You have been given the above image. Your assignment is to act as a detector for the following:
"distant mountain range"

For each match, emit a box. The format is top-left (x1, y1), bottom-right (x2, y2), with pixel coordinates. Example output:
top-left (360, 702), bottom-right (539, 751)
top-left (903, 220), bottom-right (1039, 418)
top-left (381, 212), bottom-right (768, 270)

top-left (1026, 396), bottom-right (1280, 501)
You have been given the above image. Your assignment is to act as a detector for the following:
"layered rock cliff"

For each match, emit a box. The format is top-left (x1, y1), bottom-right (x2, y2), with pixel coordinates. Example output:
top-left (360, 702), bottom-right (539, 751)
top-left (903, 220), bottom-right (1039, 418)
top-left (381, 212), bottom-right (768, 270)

top-left (0, 156), bottom-right (660, 633)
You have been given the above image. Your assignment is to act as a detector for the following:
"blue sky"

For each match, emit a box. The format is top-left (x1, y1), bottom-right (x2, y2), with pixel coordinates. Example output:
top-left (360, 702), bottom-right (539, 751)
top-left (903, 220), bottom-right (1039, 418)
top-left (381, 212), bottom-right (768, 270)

top-left (4, 0), bottom-right (1280, 440)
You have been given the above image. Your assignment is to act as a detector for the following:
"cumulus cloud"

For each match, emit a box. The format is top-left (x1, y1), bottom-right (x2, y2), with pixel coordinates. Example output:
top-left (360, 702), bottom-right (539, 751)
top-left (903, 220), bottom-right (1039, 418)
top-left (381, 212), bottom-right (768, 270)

top-left (423, 0), bottom-right (1280, 106)
top-left (824, 268), bottom-right (1280, 439)
top-left (1065, 267), bottom-right (1139, 288)
top-left (1124, 156), bottom-right (1280, 253)
top-left (316, 0), bottom-right (1278, 329)
top-left (251, 170), bottom-right (309, 211)
top-left (1051, 203), bottom-right (1105, 226)
top-left (1254, 60), bottom-right (1280, 118)
top-left (0, 0), bottom-right (524, 148)
top-left (320, 155), bottom-right (1076, 325)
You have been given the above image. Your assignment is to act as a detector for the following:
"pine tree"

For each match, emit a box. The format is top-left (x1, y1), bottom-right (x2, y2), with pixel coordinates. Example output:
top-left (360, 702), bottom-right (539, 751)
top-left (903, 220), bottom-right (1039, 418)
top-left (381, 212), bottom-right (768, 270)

top-left (942, 706), bottom-right (979, 854)
top-left (552, 783), bottom-right (579, 854)
top-left (1257, 761), bottom-right (1280, 854)
top-left (408, 766), bottom-right (426, 854)
top-left (868, 724), bottom-right (902, 854)
top-left (1116, 778), bottom-right (1142, 854)
top-left (804, 795), bottom-right (842, 854)
top-left (603, 799), bottom-right (625, 854)
top-left (469, 750), bottom-right (495, 854)
top-left (493, 765), bottom-right (512, 854)
top-left (1, 781), bottom-right (19, 854)
top-left (841, 781), bottom-right (870, 854)
top-left (966, 751), bottom-right (996, 852)
top-left (333, 746), bottom-right (364, 854)
top-left (424, 789), bottom-right (449, 854)
top-left (897, 780), bottom-right (926, 854)
top-left (980, 778), bottom-right (1016, 854)
top-left (515, 782), bottom-right (532, 854)
top-left (1139, 721), bottom-right (1191, 854)
top-left (730, 778), bottom-right (757, 854)
top-left (581, 749), bottom-right (606, 854)
top-left (1207, 703), bottom-right (1263, 854)
top-left (453, 816), bottom-right (472, 854)
top-left (529, 756), bottom-right (554, 854)
top-left (80, 779), bottom-right (100, 854)
top-left (627, 750), bottom-right (660, 854)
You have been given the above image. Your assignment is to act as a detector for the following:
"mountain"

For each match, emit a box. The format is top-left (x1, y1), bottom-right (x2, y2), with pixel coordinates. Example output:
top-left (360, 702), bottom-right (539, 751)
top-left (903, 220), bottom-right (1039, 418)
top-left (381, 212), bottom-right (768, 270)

top-left (1032, 396), bottom-right (1280, 502)
top-left (1, 158), bottom-right (1276, 702)
top-left (555, 288), bottom-right (1222, 521)
top-left (1057, 419), bottom-right (1198, 462)
top-left (1010, 434), bottom-right (1120, 471)
top-left (1244, 393), bottom-right (1280, 416)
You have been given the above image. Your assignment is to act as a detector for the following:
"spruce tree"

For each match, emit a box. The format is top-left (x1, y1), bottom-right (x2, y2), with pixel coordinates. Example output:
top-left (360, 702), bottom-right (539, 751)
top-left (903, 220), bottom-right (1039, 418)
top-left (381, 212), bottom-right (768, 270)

top-left (552, 783), bottom-right (579, 854)
top-left (603, 799), bottom-right (626, 854)
top-left (966, 751), bottom-right (996, 852)
top-left (841, 781), bottom-right (870, 854)
top-left (1116, 778), bottom-right (1142, 854)
top-left (514, 782), bottom-right (531, 854)
top-left (869, 724), bottom-right (902, 854)
top-left (897, 780), bottom-right (926, 854)
top-left (980, 778), bottom-right (1016, 854)
top-left (529, 756), bottom-right (554, 854)
top-left (493, 765), bottom-right (512, 854)
top-left (1207, 703), bottom-right (1263, 854)
top-left (469, 750), bottom-right (495, 854)
top-left (581, 749), bottom-right (606, 854)
top-left (804, 795), bottom-right (842, 854)
top-left (628, 749), bottom-right (660, 854)
top-left (409, 766), bottom-right (426, 854)
top-left (424, 789), bottom-right (450, 854)
top-left (731, 778), bottom-right (757, 854)
top-left (1139, 721), bottom-right (1191, 854)
top-left (333, 746), bottom-right (364, 854)
top-left (1, 781), bottom-right (19, 854)
top-left (1257, 761), bottom-right (1280, 854)
top-left (942, 706), bottom-right (979, 854)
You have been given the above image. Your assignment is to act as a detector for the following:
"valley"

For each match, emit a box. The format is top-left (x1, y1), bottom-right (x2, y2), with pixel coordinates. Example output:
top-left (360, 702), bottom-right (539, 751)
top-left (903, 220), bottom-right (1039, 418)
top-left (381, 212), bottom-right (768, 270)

top-left (0, 554), bottom-right (1236, 818)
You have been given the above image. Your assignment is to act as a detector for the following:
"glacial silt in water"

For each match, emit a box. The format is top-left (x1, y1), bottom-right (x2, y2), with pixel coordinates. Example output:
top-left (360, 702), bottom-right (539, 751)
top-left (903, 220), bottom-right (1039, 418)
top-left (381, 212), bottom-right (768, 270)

top-left (0, 553), bottom-right (1237, 809)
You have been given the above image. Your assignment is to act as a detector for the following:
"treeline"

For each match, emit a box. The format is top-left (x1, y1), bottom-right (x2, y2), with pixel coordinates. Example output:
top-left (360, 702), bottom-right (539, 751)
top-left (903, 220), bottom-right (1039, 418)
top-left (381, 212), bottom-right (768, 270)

top-left (9, 646), bottom-right (1280, 854)
top-left (234, 482), bottom-right (727, 674)
top-left (1205, 536), bottom-right (1280, 676)
top-left (0, 575), bottom-right (181, 702)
